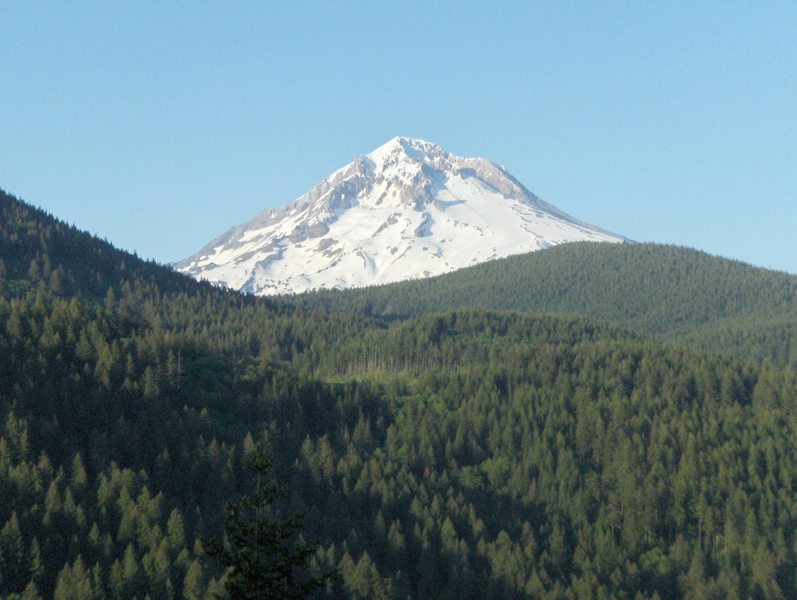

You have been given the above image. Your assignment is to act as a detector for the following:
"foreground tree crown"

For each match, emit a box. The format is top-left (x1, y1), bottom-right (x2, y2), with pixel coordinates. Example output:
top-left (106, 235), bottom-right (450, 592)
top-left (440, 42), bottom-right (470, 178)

top-left (203, 450), bottom-right (329, 600)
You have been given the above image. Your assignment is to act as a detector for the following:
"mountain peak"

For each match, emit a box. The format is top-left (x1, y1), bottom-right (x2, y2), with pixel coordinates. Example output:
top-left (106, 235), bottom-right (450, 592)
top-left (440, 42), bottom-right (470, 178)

top-left (177, 139), bottom-right (625, 295)
top-left (373, 135), bottom-right (438, 154)
top-left (365, 136), bottom-right (444, 170)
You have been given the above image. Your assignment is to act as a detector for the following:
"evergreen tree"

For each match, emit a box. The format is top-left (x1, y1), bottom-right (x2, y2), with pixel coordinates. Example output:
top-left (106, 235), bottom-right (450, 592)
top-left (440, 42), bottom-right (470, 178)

top-left (204, 450), bottom-right (329, 599)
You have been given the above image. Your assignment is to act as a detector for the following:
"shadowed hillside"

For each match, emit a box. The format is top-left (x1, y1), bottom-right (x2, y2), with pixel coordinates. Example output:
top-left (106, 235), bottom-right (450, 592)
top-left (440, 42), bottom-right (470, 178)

top-left (2, 188), bottom-right (797, 599)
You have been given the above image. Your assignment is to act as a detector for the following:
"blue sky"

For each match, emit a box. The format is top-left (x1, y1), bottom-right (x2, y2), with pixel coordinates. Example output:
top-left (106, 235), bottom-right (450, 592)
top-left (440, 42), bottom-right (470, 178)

top-left (2, 2), bottom-right (795, 273)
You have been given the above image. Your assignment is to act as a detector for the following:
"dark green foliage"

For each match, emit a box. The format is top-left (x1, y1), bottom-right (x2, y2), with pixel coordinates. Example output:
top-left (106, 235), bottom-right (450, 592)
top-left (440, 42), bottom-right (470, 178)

top-left (204, 451), bottom-right (327, 599)
top-left (293, 241), bottom-right (797, 368)
top-left (0, 189), bottom-right (210, 302)
top-left (1, 188), bottom-right (797, 598)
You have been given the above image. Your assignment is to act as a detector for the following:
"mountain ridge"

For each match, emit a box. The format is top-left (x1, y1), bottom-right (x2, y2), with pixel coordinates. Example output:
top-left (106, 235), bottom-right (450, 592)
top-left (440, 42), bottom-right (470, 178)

top-left (290, 241), bottom-right (797, 368)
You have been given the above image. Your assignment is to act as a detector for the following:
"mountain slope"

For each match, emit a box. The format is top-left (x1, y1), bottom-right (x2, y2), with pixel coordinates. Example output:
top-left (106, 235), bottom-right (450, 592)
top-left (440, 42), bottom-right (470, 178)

top-left (291, 242), bottom-right (797, 368)
top-left (0, 188), bottom-right (214, 302)
top-left (176, 137), bottom-right (624, 294)
top-left (3, 189), bottom-right (797, 598)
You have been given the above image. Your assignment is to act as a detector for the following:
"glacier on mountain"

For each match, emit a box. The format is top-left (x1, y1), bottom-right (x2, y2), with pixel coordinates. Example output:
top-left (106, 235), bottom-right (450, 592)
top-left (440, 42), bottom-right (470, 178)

top-left (176, 137), bottom-right (624, 295)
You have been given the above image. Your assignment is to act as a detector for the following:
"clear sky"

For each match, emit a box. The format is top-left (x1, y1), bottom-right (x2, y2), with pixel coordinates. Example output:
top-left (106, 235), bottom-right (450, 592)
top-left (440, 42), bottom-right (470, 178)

top-left (2, 2), bottom-right (795, 273)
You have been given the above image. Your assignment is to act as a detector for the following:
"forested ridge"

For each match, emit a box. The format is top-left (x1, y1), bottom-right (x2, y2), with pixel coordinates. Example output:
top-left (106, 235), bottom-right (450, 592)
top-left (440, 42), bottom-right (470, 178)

top-left (1, 188), bottom-right (797, 599)
top-left (293, 242), bottom-right (797, 369)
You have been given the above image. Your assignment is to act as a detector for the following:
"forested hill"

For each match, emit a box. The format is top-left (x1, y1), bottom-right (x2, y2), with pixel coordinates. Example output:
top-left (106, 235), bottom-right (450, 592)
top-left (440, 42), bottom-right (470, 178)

top-left (2, 189), bottom-right (797, 599)
top-left (0, 189), bottom-right (224, 302)
top-left (7, 185), bottom-right (792, 369)
top-left (292, 242), bottom-right (797, 368)
top-left (294, 242), bottom-right (797, 333)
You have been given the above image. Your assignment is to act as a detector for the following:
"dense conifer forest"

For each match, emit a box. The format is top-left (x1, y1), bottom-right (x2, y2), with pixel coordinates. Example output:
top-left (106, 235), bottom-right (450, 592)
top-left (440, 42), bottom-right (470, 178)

top-left (294, 242), bottom-right (797, 369)
top-left (1, 188), bottom-right (796, 599)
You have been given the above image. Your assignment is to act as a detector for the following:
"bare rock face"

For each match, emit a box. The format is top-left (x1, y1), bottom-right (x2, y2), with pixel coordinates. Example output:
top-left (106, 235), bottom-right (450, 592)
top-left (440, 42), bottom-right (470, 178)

top-left (176, 137), bottom-right (625, 295)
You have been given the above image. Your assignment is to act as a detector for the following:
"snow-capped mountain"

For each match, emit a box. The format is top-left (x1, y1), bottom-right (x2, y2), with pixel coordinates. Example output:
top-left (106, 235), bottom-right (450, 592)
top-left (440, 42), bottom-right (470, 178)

top-left (176, 137), bottom-right (625, 295)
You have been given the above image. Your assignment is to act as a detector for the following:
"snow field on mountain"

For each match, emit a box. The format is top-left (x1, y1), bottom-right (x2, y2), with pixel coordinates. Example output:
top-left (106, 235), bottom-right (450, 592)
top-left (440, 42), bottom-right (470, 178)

top-left (177, 137), bottom-right (624, 295)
